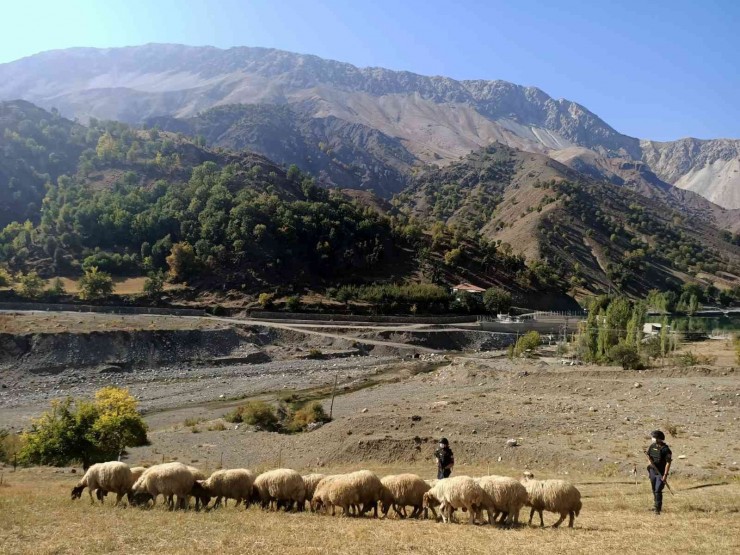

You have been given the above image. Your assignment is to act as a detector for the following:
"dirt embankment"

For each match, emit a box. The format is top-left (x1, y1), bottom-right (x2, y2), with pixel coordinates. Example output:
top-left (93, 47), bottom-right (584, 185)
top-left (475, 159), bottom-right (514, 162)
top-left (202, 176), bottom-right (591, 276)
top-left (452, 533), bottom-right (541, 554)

top-left (0, 328), bottom-right (245, 374)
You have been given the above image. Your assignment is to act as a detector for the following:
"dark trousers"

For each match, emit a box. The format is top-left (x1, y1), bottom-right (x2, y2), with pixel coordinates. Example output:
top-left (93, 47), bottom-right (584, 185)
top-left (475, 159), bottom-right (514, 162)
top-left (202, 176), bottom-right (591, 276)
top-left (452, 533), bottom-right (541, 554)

top-left (649, 467), bottom-right (665, 511)
top-left (437, 468), bottom-right (451, 480)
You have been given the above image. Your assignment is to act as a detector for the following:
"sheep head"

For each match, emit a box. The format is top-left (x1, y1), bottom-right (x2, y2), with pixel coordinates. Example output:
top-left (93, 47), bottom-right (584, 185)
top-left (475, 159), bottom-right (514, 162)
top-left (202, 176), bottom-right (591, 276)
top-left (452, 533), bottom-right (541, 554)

top-left (70, 485), bottom-right (85, 500)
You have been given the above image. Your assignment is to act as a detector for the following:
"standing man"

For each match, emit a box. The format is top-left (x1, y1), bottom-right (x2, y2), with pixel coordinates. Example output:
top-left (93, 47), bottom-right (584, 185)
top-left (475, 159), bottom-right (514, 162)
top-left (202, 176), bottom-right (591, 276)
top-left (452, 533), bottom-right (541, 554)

top-left (646, 430), bottom-right (672, 515)
top-left (434, 438), bottom-right (454, 479)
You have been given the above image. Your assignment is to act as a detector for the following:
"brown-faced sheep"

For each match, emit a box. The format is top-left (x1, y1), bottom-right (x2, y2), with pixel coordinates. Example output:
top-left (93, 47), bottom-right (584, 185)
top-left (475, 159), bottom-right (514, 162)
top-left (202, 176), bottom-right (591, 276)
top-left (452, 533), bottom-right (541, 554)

top-left (380, 474), bottom-right (434, 519)
top-left (476, 475), bottom-right (528, 526)
top-left (252, 469), bottom-right (306, 512)
top-left (71, 461), bottom-right (134, 506)
top-left (422, 476), bottom-right (492, 525)
top-left (191, 469), bottom-right (256, 510)
top-left (521, 472), bottom-right (582, 528)
top-left (130, 462), bottom-right (195, 510)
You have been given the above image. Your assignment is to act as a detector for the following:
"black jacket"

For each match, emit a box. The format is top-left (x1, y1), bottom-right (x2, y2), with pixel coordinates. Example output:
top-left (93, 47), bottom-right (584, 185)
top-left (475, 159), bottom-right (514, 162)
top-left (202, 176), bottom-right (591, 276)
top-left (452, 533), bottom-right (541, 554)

top-left (434, 447), bottom-right (454, 469)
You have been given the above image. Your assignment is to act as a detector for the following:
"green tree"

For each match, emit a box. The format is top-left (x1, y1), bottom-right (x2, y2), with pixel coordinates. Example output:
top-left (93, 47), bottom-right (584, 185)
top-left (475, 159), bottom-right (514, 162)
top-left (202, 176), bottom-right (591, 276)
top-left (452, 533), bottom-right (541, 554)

top-left (0, 266), bottom-right (12, 287)
top-left (443, 248), bottom-right (462, 266)
top-left (15, 271), bottom-right (45, 299)
top-left (143, 270), bottom-right (165, 298)
top-left (483, 287), bottom-right (512, 315)
top-left (78, 267), bottom-right (114, 301)
top-left (166, 242), bottom-right (198, 282)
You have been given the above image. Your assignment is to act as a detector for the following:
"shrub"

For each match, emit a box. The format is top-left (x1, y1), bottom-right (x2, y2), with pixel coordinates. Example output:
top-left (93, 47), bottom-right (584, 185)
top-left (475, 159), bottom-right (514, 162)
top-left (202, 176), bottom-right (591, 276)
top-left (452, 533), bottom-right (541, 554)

top-left (258, 292), bottom-right (275, 309)
top-left (306, 348), bottom-right (323, 359)
top-left (143, 270), bottom-right (166, 298)
top-left (286, 402), bottom-right (331, 433)
top-left (20, 387), bottom-right (148, 468)
top-left (608, 342), bottom-right (642, 370)
top-left (285, 296), bottom-right (301, 312)
top-left (514, 331), bottom-right (541, 357)
top-left (15, 271), bottom-right (45, 299)
top-left (78, 267), bottom-right (114, 301)
top-left (223, 401), bottom-right (279, 431)
top-left (0, 429), bottom-right (23, 466)
top-left (0, 267), bottom-right (12, 287)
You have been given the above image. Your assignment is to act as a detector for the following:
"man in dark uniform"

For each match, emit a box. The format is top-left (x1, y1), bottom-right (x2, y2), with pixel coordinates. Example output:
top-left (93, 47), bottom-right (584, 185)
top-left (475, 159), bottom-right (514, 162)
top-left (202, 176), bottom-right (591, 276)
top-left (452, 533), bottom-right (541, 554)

top-left (646, 430), bottom-right (672, 515)
top-left (434, 438), bottom-right (454, 479)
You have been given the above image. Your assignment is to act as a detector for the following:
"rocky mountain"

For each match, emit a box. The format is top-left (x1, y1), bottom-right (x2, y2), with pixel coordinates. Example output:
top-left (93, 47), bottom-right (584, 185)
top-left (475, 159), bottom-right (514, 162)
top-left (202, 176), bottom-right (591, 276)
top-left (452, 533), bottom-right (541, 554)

top-left (1, 44), bottom-right (738, 208)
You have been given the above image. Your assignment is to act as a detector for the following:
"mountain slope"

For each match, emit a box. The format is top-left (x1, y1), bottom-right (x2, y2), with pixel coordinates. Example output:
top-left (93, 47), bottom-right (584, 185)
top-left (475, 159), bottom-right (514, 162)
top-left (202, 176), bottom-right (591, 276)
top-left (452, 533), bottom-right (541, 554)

top-left (4, 44), bottom-right (737, 207)
top-left (397, 143), bottom-right (740, 296)
top-left (0, 101), bottom-right (562, 306)
top-left (147, 104), bottom-right (415, 197)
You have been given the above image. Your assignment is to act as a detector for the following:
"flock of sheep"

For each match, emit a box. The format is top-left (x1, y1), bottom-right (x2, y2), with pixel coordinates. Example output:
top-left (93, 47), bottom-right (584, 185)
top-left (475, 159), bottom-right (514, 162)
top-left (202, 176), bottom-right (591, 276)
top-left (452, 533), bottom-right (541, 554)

top-left (70, 461), bottom-right (583, 528)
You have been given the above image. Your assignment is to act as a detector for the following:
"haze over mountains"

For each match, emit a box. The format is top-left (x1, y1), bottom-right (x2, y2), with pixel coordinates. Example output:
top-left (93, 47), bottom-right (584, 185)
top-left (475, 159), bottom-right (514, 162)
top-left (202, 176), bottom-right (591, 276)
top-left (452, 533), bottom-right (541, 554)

top-left (1, 43), bottom-right (739, 208)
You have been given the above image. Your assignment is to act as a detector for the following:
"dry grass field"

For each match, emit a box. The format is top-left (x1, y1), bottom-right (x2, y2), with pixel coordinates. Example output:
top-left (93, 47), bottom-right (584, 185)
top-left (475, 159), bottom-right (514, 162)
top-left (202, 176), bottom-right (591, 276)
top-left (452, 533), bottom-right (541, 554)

top-left (46, 277), bottom-right (183, 295)
top-left (0, 467), bottom-right (737, 555)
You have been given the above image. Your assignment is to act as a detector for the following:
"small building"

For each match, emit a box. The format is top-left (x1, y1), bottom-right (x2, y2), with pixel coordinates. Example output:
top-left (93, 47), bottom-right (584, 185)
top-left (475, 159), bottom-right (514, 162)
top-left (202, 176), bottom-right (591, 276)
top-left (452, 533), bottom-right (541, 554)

top-left (643, 322), bottom-right (669, 336)
top-left (452, 282), bottom-right (486, 299)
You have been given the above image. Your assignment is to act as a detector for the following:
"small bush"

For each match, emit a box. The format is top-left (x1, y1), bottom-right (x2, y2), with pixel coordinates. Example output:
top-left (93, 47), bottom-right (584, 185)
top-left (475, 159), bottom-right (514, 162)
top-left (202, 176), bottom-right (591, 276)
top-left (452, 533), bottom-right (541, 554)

top-left (608, 342), bottom-right (642, 370)
top-left (224, 401), bottom-right (279, 431)
top-left (207, 422), bottom-right (227, 432)
top-left (306, 348), bottom-right (323, 359)
top-left (258, 292), bottom-right (275, 309)
top-left (184, 417), bottom-right (202, 427)
top-left (675, 351), bottom-right (699, 367)
top-left (286, 402), bottom-right (331, 433)
top-left (285, 296), bottom-right (301, 312)
top-left (514, 331), bottom-right (541, 357)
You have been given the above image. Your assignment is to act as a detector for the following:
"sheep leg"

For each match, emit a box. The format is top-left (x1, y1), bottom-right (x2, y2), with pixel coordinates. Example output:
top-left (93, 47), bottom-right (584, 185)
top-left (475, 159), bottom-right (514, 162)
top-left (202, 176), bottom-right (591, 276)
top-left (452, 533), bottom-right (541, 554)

top-left (552, 512), bottom-right (566, 528)
top-left (528, 507), bottom-right (535, 525)
top-left (538, 510), bottom-right (545, 527)
top-left (568, 511), bottom-right (575, 528)
top-left (114, 493), bottom-right (124, 507)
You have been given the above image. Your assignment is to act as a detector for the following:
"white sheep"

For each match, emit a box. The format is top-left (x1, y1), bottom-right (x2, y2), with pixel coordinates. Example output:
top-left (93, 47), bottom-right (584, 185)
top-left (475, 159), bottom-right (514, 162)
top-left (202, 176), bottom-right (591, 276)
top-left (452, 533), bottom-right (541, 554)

top-left (302, 473), bottom-right (326, 510)
top-left (324, 470), bottom-right (390, 518)
top-left (130, 462), bottom-right (196, 510)
top-left (252, 469), bottom-right (306, 511)
top-left (192, 468), bottom-right (256, 510)
top-left (71, 461), bottom-right (134, 506)
top-left (521, 472), bottom-right (582, 528)
top-left (476, 475), bottom-right (528, 526)
top-left (310, 474), bottom-right (344, 513)
top-left (95, 465), bottom-right (148, 502)
top-left (422, 476), bottom-right (492, 524)
top-left (380, 474), bottom-right (433, 519)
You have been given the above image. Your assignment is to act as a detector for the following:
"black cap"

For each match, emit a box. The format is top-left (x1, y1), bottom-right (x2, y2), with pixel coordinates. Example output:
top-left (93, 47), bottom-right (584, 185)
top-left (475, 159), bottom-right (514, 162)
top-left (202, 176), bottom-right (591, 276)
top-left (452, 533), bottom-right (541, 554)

top-left (651, 430), bottom-right (665, 441)
top-left (439, 438), bottom-right (449, 445)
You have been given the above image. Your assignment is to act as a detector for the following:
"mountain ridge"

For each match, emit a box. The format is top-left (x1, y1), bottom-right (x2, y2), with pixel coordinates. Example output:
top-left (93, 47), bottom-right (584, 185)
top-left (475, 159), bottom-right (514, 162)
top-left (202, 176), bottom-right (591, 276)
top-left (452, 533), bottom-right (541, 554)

top-left (2, 43), bottom-right (736, 207)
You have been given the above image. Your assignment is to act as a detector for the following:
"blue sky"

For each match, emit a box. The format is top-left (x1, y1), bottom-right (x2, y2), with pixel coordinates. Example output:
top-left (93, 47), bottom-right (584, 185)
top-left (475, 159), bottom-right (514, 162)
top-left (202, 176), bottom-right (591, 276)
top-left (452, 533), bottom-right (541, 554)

top-left (1, 0), bottom-right (738, 141)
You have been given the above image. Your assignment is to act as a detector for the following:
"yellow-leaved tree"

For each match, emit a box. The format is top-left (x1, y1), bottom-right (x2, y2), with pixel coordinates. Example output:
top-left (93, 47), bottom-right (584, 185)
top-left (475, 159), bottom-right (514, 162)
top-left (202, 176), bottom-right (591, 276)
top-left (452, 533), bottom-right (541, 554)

top-left (20, 387), bottom-right (148, 469)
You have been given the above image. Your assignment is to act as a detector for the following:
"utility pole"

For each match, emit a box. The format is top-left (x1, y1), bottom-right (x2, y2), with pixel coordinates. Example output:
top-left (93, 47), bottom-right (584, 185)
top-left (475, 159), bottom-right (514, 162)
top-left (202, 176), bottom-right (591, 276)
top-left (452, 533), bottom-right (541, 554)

top-left (329, 372), bottom-right (339, 420)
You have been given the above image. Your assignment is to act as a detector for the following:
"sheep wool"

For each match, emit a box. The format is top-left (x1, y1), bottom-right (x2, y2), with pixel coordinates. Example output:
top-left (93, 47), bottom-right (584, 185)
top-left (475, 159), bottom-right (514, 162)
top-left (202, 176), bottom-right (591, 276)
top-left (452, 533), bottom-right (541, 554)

top-left (71, 461), bottom-right (134, 506)
top-left (131, 462), bottom-right (196, 509)
top-left (253, 469), bottom-right (306, 511)
top-left (302, 473), bottom-right (327, 503)
top-left (423, 476), bottom-right (491, 524)
top-left (380, 474), bottom-right (431, 519)
top-left (521, 473), bottom-right (582, 528)
top-left (476, 475), bottom-right (528, 525)
top-left (196, 468), bottom-right (256, 509)
top-left (325, 470), bottom-right (389, 518)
